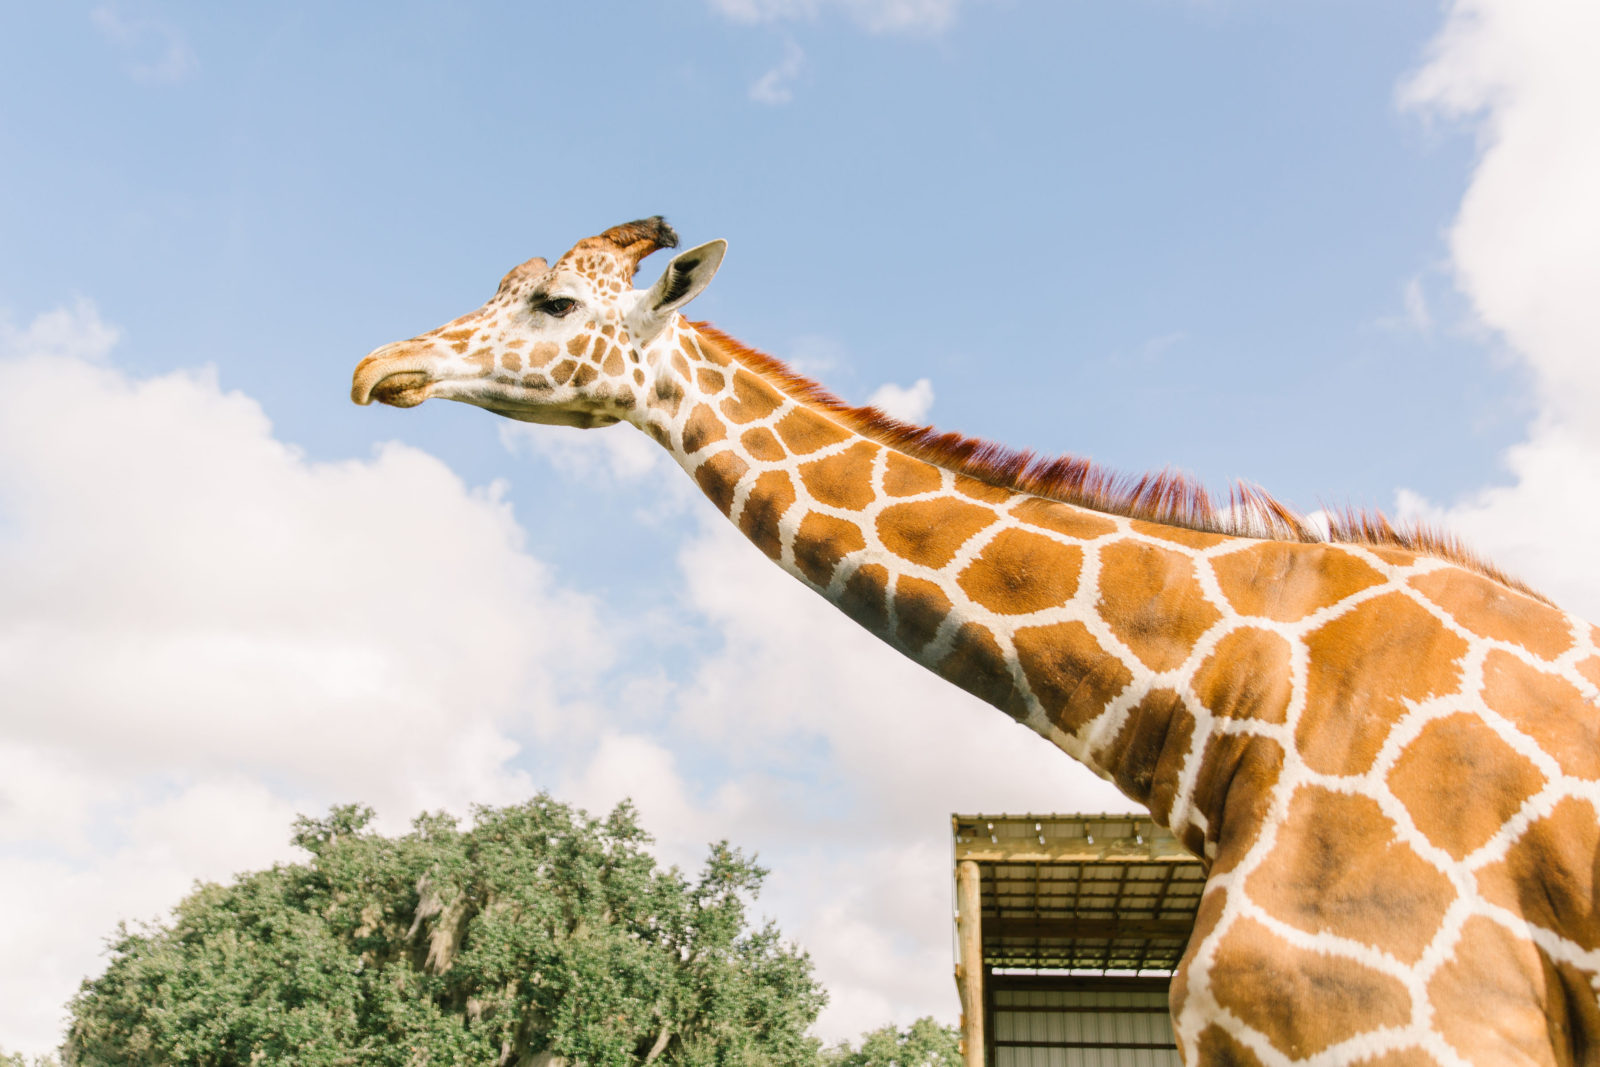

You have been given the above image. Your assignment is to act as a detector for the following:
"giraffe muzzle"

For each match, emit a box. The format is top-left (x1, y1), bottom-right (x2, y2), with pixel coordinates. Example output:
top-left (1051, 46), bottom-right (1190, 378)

top-left (351, 344), bottom-right (437, 407)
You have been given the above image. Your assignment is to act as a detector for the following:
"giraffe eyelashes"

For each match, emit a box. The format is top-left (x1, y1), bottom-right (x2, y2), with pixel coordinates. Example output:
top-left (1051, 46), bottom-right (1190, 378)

top-left (532, 296), bottom-right (579, 318)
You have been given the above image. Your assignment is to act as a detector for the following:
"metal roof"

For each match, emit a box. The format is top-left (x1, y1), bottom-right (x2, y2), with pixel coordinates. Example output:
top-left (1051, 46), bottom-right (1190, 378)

top-left (952, 813), bottom-right (1206, 973)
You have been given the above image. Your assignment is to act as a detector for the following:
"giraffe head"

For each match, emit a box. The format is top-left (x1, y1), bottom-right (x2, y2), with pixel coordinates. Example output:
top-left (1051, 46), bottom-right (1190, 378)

top-left (351, 217), bottom-right (725, 428)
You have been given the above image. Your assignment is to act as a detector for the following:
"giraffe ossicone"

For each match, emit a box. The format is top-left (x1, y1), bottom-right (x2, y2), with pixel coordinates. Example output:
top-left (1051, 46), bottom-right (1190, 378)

top-left (353, 218), bottom-right (1600, 1067)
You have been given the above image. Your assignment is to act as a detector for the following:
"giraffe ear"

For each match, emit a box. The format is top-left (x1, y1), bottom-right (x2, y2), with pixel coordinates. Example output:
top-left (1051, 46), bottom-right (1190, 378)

top-left (630, 240), bottom-right (726, 343)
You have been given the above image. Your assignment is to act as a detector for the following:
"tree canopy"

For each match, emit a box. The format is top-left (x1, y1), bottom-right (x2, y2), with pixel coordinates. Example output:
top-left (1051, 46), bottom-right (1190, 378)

top-left (822, 1018), bottom-right (960, 1067)
top-left (64, 797), bottom-right (825, 1067)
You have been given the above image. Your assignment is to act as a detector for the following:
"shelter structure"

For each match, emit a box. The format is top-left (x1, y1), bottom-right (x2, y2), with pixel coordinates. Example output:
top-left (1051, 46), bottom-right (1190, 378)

top-left (952, 813), bottom-right (1206, 1067)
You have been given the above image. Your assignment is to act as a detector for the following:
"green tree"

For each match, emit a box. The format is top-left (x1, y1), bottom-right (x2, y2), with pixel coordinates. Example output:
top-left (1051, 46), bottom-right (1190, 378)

top-left (64, 796), bottom-right (825, 1067)
top-left (823, 1018), bottom-right (960, 1067)
top-left (1, 1050), bottom-right (61, 1067)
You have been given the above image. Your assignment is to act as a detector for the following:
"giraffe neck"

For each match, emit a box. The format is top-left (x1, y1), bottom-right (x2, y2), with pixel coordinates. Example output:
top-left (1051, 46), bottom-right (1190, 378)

top-left (626, 321), bottom-right (1311, 860)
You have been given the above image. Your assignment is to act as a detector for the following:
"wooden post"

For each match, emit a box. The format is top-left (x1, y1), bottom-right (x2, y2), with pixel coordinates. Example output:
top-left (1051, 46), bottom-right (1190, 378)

top-left (954, 859), bottom-right (984, 1067)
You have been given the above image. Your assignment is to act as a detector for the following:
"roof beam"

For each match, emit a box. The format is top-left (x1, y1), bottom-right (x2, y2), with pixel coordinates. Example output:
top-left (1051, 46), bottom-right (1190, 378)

top-left (984, 917), bottom-right (1195, 941)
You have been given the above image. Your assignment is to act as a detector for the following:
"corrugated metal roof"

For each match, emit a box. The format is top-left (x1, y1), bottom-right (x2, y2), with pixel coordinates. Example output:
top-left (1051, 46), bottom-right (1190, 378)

top-left (952, 813), bottom-right (1206, 973)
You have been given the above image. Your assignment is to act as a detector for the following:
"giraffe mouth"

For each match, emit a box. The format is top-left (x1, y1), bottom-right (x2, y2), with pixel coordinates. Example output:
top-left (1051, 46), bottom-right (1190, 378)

top-left (364, 371), bottom-right (432, 408)
top-left (352, 343), bottom-right (437, 407)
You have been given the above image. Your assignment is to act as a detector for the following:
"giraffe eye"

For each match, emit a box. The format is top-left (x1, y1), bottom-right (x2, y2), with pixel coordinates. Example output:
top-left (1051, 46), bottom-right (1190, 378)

top-left (536, 296), bottom-right (579, 318)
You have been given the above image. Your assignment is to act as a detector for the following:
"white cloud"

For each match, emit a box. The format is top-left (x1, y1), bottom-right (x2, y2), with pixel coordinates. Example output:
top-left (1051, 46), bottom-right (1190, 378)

top-left (785, 334), bottom-right (848, 377)
top-left (498, 421), bottom-right (697, 529)
top-left (750, 39), bottom-right (806, 105)
top-left (90, 5), bottom-right (197, 84)
top-left (1397, 424), bottom-right (1600, 621)
top-left (557, 731), bottom-right (764, 874)
top-left (0, 779), bottom-right (301, 1055)
top-left (1376, 276), bottom-right (1434, 335)
top-left (0, 349), bottom-right (606, 796)
top-left (1403, 1), bottom-right (1600, 428)
top-left (0, 297), bottom-right (120, 362)
top-left (500, 419), bottom-right (668, 484)
top-left (1395, 0), bottom-right (1600, 620)
top-left (1401, 276), bottom-right (1433, 334)
top-left (791, 841), bottom-right (958, 1036)
top-left (0, 303), bottom-right (609, 1052)
top-left (673, 518), bottom-right (1129, 821)
top-left (866, 377), bottom-right (935, 423)
top-left (710, 0), bottom-right (969, 34)
top-left (0, 743), bottom-right (114, 852)
top-left (1141, 330), bottom-right (1188, 358)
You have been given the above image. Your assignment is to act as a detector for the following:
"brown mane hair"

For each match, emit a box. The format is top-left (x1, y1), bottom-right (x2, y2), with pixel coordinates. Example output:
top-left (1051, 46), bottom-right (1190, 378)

top-left (690, 322), bottom-right (1541, 601)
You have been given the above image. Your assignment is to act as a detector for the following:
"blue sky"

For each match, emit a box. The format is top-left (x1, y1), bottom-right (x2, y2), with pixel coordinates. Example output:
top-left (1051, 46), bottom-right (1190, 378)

top-left (4, 0), bottom-right (1598, 1055)
top-left (2, 2), bottom-right (1514, 515)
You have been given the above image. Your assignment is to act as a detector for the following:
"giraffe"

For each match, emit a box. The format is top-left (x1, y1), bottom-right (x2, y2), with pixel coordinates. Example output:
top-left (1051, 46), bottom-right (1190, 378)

top-left (352, 218), bottom-right (1600, 1066)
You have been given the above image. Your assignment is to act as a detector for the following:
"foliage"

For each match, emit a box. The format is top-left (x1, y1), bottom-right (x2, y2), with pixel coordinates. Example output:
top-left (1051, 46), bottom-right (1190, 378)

top-left (0, 1051), bottom-right (61, 1067)
top-left (63, 796), bottom-right (825, 1067)
top-left (822, 1018), bottom-right (960, 1067)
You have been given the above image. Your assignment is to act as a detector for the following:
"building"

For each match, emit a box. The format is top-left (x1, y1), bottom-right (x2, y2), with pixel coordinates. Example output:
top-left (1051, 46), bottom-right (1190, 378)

top-left (951, 813), bottom-right (1206, 1067)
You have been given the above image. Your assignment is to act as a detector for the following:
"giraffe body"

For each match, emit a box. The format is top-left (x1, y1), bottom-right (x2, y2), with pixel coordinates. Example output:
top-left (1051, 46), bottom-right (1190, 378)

top-left (352, 220), bottom-right (1600, 1066)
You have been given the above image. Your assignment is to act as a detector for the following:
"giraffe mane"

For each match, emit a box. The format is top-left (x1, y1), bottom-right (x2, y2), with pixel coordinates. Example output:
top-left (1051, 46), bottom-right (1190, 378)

top-left (690, 323), bottom-right (1544, 601)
